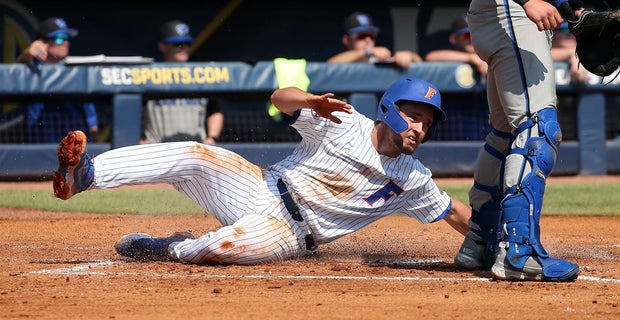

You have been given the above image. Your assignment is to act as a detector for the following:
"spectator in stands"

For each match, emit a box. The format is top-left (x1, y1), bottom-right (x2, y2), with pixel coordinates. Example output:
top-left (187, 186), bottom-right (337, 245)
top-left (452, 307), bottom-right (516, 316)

top-left (327, 12), bottom-right (422, 69)
top-left (141, 20), bottom-right (224, 145)
top-left (423, 14), bottom-right (488, 141)
top-left (550, 21), bottom-right (586, 141)
top-left (424, 15), bottom-right (488, 78)
top-left (15, 17), bottom-right (99, 143)
top-left (551, 21), bottom-right (589, 84)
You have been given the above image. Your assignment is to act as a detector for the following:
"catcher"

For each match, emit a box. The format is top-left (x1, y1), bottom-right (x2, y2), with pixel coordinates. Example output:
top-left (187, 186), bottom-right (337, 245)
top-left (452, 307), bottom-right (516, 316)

top-left (453, 0), bottom-right (593, 282)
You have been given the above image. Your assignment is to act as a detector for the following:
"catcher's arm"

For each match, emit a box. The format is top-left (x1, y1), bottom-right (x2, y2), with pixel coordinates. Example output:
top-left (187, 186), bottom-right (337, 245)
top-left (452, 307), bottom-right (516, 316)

top-left (512, 0), bottom-right (584, 25)
top-left (514, 0), bottom-right (564, 31)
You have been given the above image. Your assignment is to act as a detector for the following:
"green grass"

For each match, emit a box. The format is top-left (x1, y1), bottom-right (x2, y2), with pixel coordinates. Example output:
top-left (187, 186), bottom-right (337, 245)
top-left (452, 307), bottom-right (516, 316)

top-left (441, 182), bottom-right (620, 216)
top-left (0, 181), bottom-right (618, 216)
top-left (0, 189), bottom-right (204, 215)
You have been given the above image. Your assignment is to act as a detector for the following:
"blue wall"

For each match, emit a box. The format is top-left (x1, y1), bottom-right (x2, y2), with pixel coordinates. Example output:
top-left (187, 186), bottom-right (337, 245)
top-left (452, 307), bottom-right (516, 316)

top-left (1, 61), bottom-right (619, 179)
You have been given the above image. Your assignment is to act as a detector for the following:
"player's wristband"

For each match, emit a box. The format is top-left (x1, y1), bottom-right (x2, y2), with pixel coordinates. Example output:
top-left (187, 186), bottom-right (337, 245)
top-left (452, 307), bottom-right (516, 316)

top-left (552, 0), bottom-right (568, 7)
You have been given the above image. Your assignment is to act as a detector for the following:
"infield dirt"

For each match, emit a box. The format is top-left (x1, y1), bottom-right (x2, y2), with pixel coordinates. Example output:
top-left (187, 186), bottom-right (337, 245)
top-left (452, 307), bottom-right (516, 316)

top-left (0, 178), bottom-right (619, 319)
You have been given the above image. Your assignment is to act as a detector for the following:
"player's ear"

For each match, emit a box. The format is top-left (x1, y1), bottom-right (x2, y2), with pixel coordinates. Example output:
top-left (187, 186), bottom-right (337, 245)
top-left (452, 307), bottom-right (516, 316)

top-left (157, 42), bottom-right (166, 54)
top-left (342, 34), bottom-right (350, 47)
top-left (448, 34), bottom-right (458, 46)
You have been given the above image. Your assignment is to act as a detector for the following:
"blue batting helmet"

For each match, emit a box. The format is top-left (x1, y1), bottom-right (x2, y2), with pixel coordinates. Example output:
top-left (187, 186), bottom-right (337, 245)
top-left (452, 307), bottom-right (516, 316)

top-left (377, 77), bottom-right (445, 142)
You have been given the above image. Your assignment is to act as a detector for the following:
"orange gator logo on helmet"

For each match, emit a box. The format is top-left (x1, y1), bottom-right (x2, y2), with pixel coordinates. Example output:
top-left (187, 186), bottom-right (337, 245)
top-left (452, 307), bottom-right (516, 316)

top-left (424, 87), bottom-right (438, 100)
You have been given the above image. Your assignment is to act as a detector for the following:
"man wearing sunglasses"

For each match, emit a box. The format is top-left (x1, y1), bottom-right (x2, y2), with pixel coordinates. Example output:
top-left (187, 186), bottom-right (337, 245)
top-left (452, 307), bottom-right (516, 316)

top-left (141, 20), bottom-right (224, 145)
top-left (16, 17), bottom-right (77, 64)
top-left (425, 15), bottom-right (488, 78)
top-left (327, 12), bottom-right (422, 69)
top-left (15, 17), bottom-right (99, 143)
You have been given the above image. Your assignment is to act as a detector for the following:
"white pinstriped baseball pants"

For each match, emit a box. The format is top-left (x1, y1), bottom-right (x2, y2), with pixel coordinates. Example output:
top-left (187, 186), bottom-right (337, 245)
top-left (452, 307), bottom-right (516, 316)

top-left (91, 141), bottom-right (308, 265)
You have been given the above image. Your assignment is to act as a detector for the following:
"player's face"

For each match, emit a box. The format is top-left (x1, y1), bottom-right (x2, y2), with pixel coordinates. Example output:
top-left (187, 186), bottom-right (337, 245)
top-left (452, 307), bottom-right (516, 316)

top-left (159, 42), bottom-right (191, 62)
top-left (452, 32), bottom-right (474, 53)
top-left (44, 34), bottom-right (70, 62)
top-left (394, 102), bottom-right (435, 155)
top-left (552, 31), bottom-right (576, 48)
top-left (344, 32), bottom-right (376, 50)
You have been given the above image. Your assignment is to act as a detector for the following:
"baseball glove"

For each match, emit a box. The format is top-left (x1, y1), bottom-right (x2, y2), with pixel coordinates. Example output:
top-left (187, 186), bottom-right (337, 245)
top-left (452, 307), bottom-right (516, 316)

top-left (569, 10), bottom-right (620, 77)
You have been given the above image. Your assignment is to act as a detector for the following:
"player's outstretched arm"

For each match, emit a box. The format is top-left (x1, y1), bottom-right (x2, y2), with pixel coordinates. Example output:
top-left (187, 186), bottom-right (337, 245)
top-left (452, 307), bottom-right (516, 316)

top-left (270, 87), bottom-right (352, 123)
top-left (443, 197), bottom-right (470, 236)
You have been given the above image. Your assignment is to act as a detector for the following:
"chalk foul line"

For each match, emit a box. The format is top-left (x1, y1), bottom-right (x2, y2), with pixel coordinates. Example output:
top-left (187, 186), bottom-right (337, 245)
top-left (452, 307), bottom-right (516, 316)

top-left (27, 260), bottom-right (620, 284)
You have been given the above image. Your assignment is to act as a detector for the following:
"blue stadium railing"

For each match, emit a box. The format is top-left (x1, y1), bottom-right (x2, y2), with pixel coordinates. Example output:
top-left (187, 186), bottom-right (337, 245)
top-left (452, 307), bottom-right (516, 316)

top-left (1, 61), bottom-right (619, 179)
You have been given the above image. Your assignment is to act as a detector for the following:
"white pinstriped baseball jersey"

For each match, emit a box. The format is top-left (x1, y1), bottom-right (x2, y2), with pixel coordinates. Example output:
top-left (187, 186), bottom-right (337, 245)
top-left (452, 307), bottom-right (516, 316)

top-left (269, 108), bottom-right (451, 244)
top-left (91, 107), bottom-right (451, 265)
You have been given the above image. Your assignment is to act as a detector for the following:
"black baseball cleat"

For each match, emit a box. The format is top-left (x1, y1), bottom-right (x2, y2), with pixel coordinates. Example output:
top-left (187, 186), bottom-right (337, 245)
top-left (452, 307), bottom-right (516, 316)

top-left (115, 232), bottom-right (195, 262)
top-left (454, 231), bottom-right (485, 270)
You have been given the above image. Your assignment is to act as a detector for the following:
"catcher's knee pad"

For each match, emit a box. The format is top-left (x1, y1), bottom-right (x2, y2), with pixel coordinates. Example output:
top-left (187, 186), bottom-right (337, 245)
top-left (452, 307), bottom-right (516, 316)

top-left (500, 108), bottom-right (561, 268)
top-left (531, 108), bottom-right (562, 175)
top-left (510, 108), bottom-right (561, 178)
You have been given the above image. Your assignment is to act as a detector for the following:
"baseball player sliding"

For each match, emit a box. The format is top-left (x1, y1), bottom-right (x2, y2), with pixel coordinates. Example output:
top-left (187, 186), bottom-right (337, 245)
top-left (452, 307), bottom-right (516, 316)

top-left (52, 78), bottom-right (471, 267)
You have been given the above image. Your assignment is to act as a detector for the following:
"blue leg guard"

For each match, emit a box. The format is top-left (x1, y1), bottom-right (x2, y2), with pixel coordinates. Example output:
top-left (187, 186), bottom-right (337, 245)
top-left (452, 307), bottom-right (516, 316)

top-left (499, 108), bottom-right (579, 281)
top-left (458, 128), bottom-right (511, 270)
top-left (470, 200), bottom-right (501, 270)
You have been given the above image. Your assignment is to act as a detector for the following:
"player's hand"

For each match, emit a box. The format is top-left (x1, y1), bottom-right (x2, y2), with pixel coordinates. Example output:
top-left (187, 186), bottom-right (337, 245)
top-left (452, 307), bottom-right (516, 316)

top-left (203, 136), bottom-right (218, 145)
top-left (569, 56), bottom-right (590, 84)
top-left (392, 51), bottom-right (422, 69)
top-left (370, 46), bottom-right (393, 61)
top-left (89, 125), bottom-right (99, 142)
top-left (523, 0), bottom-right (563, 31)
top-left (469, 54), bottom-right (488, 77)
top-left (308, 93), bottom-right (352, 124)
top-left (27, 40), bottom-right (49, 62)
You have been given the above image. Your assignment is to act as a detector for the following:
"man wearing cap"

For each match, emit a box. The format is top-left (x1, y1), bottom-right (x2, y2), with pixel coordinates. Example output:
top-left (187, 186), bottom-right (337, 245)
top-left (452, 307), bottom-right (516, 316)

top-left (423, 15), bottom-right (489, 141)
top-left (16, 17), bottom-right (79, 64)
top-left (327, 12), bottom-right (422, 69)
top-left (141, 20), bottom-right (224, 145)
top-left (425, 15), bottom-right (488, 77)
top-left (15, 17), bottom-right (99, 143)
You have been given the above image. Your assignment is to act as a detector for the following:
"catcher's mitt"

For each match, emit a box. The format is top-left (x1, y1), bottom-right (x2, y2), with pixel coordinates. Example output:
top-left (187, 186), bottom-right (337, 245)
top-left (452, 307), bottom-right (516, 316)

top-left (569, 10), bottom-right (620, 77)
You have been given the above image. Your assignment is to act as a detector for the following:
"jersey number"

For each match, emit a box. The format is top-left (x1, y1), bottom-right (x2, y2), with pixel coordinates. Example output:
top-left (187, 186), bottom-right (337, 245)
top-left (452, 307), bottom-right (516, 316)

top-left (364, 180), bottom-right (404, 205)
